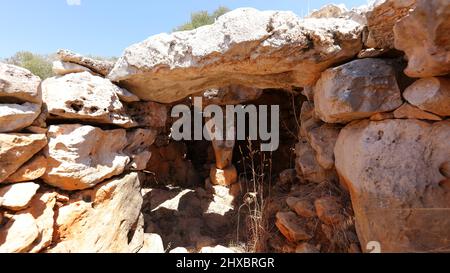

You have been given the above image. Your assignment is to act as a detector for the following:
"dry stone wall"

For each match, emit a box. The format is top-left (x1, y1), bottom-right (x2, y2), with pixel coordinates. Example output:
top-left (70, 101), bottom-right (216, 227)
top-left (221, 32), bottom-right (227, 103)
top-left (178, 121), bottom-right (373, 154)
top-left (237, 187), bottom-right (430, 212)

top-left (0, 0), bottom-right (449, 253)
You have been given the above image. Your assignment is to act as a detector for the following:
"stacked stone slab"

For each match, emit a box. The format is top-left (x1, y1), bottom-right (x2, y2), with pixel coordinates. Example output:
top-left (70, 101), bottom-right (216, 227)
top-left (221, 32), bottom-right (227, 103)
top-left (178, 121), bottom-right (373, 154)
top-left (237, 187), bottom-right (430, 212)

top-left (0, 51), bottom-right (167, 252)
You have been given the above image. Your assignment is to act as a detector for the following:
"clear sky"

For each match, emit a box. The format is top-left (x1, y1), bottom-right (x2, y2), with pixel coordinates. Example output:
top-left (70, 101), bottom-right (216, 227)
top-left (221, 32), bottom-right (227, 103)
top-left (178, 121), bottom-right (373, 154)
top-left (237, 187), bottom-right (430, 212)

top-left (0, 0), bottom-right (368, 58)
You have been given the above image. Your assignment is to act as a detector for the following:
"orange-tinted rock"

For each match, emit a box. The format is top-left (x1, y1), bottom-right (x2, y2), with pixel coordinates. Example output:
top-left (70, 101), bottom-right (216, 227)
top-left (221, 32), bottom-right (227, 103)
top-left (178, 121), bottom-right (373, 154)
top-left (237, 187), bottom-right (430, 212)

top-left (335, 119), bottom-right (450, 252)
top-left (393, 103), bottom-right (442, 121)
top-left (275, 211), bottom-right (312, 242)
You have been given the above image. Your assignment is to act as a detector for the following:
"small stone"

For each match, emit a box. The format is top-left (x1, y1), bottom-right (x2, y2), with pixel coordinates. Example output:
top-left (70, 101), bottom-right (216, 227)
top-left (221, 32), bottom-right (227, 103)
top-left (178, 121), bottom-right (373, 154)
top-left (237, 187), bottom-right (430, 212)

top-left (275, 211), bottom-right (312, 242)
top-left (200, 245), bottom-right (235, 253)
top-left (287, 197), bottom-right (316, 218)
top-left (393, 103), bottom-right (442, 121)
top-left (5, 155), bottom-right (47, 183)
top-left (403, 77), bottom-right (450, 117)
top-left (169, 247), bottom-right (189, 253)
top-left (0, 182), bottom-right (40, 211)
top-left (314, 196), bottom-right (346, 226)
top-left (57, 49), bottom-right (114, 76)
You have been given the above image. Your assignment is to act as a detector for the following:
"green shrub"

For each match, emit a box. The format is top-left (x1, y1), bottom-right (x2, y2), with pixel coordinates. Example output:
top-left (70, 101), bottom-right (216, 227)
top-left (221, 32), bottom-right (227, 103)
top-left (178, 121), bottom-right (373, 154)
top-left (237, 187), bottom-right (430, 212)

top-left (174, 6), bottom-right (230, 32)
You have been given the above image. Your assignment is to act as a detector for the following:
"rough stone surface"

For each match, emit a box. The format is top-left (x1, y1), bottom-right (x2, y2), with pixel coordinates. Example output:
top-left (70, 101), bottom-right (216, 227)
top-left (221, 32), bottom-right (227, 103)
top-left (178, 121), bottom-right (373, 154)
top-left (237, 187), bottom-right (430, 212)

top-left (394, 0), bottom-right (450, 77)
top-left (0, 182), bottom-right (40, 211)
top-left (108, 8), bottom-right (363, 103)
top-left (18, 191), bottom-right (58, 253)
top-left (365, 0), bottom-right (416, 49)
top-left (202, 85), bottom-right (263, 106)
top-left (0, 103), bottom-right (41, 133)
top-left (295, 243), bottom-right (320, 253)
top-left (0, 214), bottom-right (39, 253)
top-left (335, 119), bottom-right (450, 252)
top-left (295, 140), bottom-right (334, 183)
top-left (48, 172), bottom-right (144, 253)
top-left (314, 196), bottom-right (346, 226)
top-left (57, 49), bottom-right (114, 76)
top-left (42, 72), bottom-right (135, 127)
top-left (314, 58), bottom-right (402, 123)
top-left (0, 133), bottom-right (47, 183)
top-left (52, 60), bottom-right (95, 76)
top-left (43, 124), bottom-right (130, 190)
top-left (393, 103), bottom-right (442, 121)
top-left (403, 77), bottom-right (450, 117)
top-left (5, 155), bottom-right (47, 183)
top-left (0, 63), bottom-right (42, 104)
top-left (275, 211), bottom-right (312, 242)
top-left (286, 197), bottom-right (316, 218)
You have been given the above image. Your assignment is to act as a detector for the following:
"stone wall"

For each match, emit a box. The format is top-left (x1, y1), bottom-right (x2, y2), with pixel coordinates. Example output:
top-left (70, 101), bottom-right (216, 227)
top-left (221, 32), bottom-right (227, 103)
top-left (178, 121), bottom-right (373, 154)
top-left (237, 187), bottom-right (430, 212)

top-left (1, 0), bottom-right (449, 253)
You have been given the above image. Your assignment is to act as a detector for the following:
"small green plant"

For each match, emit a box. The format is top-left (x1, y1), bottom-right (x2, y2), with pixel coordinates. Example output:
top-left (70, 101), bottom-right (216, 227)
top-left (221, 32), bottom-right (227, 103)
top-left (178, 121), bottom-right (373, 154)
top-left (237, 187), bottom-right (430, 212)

top-left (174, 6), bottom-right (230, 32)
top-left (5, 51), bottom-right (54, 79)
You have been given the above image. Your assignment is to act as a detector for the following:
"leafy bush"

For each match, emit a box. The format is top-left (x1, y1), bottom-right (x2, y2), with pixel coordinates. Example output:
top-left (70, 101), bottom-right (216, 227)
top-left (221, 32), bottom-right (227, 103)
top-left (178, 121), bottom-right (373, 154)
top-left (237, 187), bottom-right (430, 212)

top-left (4, 51), bottom-right (54, 79)
top-left (174, 6), bottom-right (230, 32)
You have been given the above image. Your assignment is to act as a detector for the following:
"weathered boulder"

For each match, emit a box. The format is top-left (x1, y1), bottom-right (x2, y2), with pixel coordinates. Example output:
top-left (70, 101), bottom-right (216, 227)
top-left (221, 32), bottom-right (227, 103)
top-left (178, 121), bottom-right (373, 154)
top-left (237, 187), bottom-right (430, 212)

top-left (108, 8), bottom-right (363, 103)
top-left (5, 155), bottom-right (47, 183)
top-left (0, 214), bottom-right (39, 253)
top-left (307, 4), bottom-right (348, 19)
top-left (126, 101), bottom-right (168, 128)
top-left (403, 77), bottom-right (450, 117)
top-left (0, 63), bottom-right (41, 104)
top-left (393, 103), bottom-right (442, 121)
top-left (57, 49), bottom-right (114, 76)
top-left (365, 0), bottom-right (416, 49)
top-left (42, 72), bottom-right (135, 127)
top-left (394, 0), bottom-right (450, 77)
top-left (16, 191), bottom-right (58, 253)
top-left (314, 58), bottom-right (402, 123)
top-left (43, 124), bottom-right (130, 190)
top-left (335, 119), bottom-right (450, 252)
top-left (48, 172), bottom-right (144, 253)
top-left (0, 103), bottom-right (41, 133)
top-left (0, 182), bottom-right (40, 211)
top-left (0, 133), bottom-right (47, 183)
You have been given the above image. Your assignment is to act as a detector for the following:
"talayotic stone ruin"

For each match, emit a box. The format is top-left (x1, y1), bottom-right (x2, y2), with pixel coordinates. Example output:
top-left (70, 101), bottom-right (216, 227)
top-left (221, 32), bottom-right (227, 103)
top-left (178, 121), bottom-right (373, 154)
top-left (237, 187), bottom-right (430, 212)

top-left (0, 0), bottom-right (449, 253)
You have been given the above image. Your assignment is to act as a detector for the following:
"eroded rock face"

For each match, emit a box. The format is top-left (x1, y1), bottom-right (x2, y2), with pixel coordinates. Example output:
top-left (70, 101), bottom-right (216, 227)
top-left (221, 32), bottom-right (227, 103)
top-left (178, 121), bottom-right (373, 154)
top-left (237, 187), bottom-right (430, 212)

top-left (394, 0), bottom-right (450, 77)
top-left (108, 8), bottom-right (363, 103)
top-left (335, 119), bottom-right (450, 252)
top-left (57, 49), bottom-right (114, 76)
top-left (403, 77), bottom-right (450, 117)
top-left (202, 85), bottom-right (263, 106)
top-left (0, 182), bottom-right (40, 211)
top-left (43, 124), bottom-right (130, 190)
top-left (52, 61), bottom-right (95, 76)
top-left (314, 58), bottom-right (402, 123)
top-left (48, 172), bottom-right (144, 253)
top-left (0, 133), bottom-right (47, 183)
top-left (365, 0), bottom-right (416, 49)
top-left (0, 63), bottom-right (42, 133)
top-left (0, 103), bottom-right (41, 133)
top-left (42, 72), bottom-right (135, 127)
top-left (5, 155), bottom-right (47, 183)
top-left (0, 214), bottom-right (39, 253)
top-left (0, 63), bottom-right (42, 104)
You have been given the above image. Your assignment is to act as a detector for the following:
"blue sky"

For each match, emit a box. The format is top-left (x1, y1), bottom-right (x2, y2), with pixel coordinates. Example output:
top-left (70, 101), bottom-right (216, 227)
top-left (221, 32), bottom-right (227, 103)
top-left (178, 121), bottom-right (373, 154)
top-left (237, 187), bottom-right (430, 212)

top-left (0, 0), bottom-right (368, 58)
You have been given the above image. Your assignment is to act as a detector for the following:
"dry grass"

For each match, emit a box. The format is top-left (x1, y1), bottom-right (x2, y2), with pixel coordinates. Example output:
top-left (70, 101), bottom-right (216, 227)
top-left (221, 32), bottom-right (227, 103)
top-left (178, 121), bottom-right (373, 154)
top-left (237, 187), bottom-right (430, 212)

top-left (236, 139), bottom-right (273, 253)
